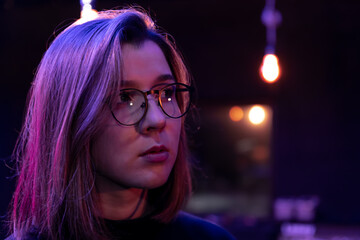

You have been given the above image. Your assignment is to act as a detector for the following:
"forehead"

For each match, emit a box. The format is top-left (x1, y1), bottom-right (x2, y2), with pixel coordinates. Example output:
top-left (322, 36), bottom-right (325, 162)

top-left (121, 40), bottom-right (173, 89)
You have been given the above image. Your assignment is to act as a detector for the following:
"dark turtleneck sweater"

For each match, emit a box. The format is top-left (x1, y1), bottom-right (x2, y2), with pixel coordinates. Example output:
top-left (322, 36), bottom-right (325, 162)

top-left (5, 211), bottom-right (237, 240)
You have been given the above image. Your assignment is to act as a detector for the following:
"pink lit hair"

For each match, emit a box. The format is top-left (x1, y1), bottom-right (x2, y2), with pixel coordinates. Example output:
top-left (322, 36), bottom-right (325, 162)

top-left (9, 9), bottom-right (192, 239)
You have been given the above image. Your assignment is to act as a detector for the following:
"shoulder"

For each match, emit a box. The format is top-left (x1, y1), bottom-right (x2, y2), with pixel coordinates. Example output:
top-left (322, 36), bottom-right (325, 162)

top-left (159, 211), bottom-right (237, 240)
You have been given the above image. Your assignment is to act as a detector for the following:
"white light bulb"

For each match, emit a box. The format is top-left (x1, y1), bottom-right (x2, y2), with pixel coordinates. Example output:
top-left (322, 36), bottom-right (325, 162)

top-left (81, 0), bottom-right (92, 5)
top-left (75, 1), bottom-right (98, 25)
top-left (82, 3), bottom-right (92, 11)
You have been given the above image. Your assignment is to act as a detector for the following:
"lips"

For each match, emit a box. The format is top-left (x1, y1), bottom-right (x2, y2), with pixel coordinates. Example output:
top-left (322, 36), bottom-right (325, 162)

top-left (140, 145), bottom-right (169, 163)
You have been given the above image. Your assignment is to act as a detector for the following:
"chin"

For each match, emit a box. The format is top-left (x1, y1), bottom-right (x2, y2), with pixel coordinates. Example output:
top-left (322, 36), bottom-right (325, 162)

top-left (139, 173), bottom-right (171, 189)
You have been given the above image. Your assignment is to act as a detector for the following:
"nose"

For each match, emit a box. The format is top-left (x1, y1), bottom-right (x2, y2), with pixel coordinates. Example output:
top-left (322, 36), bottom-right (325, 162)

top-left (139, 96), bottom-right (166, 132)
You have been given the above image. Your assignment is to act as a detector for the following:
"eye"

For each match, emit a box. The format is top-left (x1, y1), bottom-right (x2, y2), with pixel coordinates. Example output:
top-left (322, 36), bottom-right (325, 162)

top-left (120, 92), bottom-right (131, 102)
top-left (119, 92), bottom-right (133, 104)
top-left (117, 90), bottom-right (140, 108)
top-left (162, 86), bottom-right (176, 102)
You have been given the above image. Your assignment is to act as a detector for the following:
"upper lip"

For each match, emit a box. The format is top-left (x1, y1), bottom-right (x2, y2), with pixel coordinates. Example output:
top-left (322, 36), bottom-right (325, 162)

top-left (140, 145), bottom-right (168, 156)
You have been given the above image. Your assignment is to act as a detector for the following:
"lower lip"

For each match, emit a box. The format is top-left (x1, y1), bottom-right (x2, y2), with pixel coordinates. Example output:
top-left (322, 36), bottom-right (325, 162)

top-left (142, 151), bottom-right (169, 163)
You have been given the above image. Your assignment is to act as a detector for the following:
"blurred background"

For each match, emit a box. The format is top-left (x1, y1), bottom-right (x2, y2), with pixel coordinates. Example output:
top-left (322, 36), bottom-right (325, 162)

top-left (1, 0), bottom-right (360, 239)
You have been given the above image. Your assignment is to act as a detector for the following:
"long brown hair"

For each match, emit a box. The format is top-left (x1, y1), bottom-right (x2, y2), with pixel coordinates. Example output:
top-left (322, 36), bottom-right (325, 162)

top-left (9, 8), bottom-right (192, 239)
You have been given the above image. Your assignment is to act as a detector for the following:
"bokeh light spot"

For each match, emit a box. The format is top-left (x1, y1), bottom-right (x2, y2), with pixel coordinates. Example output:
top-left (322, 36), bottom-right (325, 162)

top-left (229, 106), bottom-right (244, 122)
top-left (249, 105), bottom-right (266, 125)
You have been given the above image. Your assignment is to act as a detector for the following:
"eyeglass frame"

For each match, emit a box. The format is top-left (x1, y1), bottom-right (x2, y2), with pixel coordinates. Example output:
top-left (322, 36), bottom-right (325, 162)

top-left (110, 82), bottom-right (193, 126)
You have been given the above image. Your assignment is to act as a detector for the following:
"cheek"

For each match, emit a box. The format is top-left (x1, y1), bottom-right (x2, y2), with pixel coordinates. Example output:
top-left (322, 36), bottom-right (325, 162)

top-left (92, 126), bottom-right (133, 170)
top-left (92, 130), bottom-right (113, 171)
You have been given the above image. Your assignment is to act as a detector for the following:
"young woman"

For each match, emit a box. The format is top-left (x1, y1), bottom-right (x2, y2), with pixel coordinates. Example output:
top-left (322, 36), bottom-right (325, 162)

top-left (6, 8), bottom-right (236, 240)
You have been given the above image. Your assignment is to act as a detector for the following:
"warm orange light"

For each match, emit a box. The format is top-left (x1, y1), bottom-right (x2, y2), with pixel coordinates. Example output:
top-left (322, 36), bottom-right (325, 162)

top-left (249, 105), bottom-right (266, 125)
top-left (229, 106), bottom-right (244, 122)
top-left (260, 54), bottom-right (280, 83)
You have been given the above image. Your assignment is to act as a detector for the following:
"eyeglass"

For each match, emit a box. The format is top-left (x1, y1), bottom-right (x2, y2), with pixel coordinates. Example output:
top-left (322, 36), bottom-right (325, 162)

top-left (111, 82), bottom-right (193, 126)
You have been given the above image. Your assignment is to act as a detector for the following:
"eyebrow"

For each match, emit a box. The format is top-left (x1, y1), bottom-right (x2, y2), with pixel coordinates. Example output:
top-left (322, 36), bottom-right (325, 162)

top-left (157, 74), bottom-right (176, 82)
top-left (121, 74), bottom-right (176, 88)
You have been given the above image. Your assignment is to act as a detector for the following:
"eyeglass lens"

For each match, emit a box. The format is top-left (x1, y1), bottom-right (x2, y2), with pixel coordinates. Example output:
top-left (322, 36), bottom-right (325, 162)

top-left (112, 83), bottom-right (191, 126)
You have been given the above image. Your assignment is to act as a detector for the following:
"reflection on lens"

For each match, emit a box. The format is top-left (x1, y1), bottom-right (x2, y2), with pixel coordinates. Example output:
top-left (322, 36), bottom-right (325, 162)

top-left (160, 85), bottom-right (180, 117)
top-left (160, 84), bottom-right (190, 118)
top-left (113, 89), bottom-right (146, 125)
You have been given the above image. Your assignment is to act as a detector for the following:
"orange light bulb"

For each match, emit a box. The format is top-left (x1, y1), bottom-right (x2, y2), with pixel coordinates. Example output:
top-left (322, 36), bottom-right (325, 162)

top-left (260, 54), bottom-right (280, 83)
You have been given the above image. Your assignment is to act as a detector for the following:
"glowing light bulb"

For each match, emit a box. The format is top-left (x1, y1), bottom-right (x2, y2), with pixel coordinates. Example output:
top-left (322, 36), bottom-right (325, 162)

top-left (81, 0), bottom-right (92, 4)
top-left (80, 7), bottom-right (98, 22)
top-left (249, 105), bottom-right (266, 125)
top-left (74, 0), bottom-right (98, 25)
top-left (260, 54), bottom-right (280, 83)
top-left (83, 3), bottom-right (92, 11)
top-left (229, 106), bottom-right (244, 122)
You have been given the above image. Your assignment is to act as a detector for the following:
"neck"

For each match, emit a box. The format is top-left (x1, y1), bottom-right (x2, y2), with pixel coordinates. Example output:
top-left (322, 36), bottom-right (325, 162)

top-left (96, 175), bottom-right (148, 220)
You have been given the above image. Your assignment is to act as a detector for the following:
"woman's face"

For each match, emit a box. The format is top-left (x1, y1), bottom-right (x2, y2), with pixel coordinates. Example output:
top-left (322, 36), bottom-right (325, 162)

top-left (92, 40), bottom-right (182, 191)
